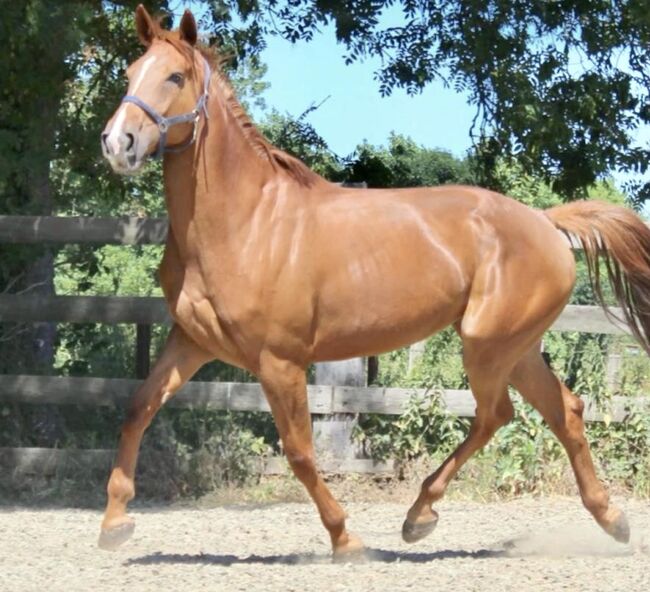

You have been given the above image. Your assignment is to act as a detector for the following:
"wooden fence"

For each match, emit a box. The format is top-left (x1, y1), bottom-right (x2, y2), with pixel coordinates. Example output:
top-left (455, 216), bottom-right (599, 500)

top-left (0, 215), bottom-right (645, 476)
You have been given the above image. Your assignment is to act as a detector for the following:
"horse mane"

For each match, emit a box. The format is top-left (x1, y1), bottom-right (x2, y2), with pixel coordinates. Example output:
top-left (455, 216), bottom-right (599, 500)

top-left (147, 20), bottom-right (320, 187)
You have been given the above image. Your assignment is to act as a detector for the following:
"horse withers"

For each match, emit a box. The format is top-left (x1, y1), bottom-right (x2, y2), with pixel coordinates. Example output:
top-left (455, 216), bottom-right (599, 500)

top-left (98, 4), bottom-right (650, 557)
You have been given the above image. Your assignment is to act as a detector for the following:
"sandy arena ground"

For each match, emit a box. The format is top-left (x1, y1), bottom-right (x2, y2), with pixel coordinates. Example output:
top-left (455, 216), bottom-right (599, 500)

top-left (1, 497), bottom-right (648, 592)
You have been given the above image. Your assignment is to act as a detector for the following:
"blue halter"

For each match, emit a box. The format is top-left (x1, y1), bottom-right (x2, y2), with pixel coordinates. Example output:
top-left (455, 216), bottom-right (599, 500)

top-left (121, 57), bottom-right (211, 159)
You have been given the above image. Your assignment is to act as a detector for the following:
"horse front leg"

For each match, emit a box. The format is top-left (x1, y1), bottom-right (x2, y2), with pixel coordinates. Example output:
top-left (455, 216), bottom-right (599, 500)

top-left (98, 325), bottom-right (212, 550)
top-left (258, 351), bottom-right (364, 558)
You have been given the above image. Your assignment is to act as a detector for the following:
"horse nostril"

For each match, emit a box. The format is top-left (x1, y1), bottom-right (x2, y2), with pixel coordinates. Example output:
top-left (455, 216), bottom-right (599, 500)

top-left (101, 133), bottom-right (110, 154)
top-left (125, 133), bottom-right (135, 152)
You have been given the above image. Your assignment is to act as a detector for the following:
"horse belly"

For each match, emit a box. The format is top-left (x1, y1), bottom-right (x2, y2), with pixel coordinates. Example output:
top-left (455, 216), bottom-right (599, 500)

top-left (312, 255), bottom-right (470, 360)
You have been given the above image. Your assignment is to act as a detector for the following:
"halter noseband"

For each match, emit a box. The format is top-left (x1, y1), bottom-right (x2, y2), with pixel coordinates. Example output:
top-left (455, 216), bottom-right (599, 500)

top-left (121, 57), bottom-right (211, 159)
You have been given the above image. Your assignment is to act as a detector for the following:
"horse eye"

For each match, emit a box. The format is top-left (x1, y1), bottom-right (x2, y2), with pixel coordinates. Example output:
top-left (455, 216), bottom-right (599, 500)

top-left (167, 72), bottom-right (184, 86)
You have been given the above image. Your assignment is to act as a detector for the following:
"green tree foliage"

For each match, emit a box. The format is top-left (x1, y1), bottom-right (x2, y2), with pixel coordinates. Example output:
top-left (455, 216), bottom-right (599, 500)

top-left (205, 1), bottom-right (650, 204)
top-left (346, 133), bottom-right (476, 188)
top-left (261, 109), bottom-right (477, 190)
top-left (0, 1), bottom-right (171, 384)
top-left (261, 109), bottom-right (344, 179)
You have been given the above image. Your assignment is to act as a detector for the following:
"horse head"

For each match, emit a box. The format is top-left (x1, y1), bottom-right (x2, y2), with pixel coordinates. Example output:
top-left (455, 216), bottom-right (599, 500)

top-left (101, 5), bottom-right (209, 174)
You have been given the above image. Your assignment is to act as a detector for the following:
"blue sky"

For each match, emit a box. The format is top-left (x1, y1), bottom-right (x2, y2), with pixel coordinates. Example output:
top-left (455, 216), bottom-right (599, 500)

top-left (253, 29), bottom-right (476, 159)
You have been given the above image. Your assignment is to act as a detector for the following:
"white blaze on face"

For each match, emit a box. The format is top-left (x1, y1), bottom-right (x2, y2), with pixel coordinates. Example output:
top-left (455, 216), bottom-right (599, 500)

top-left (105, 55), bottom-right (157, 155)
top-left (130, 55), bottom-right (157, 94)
top-left (105, 105), bottom-right (128, 155)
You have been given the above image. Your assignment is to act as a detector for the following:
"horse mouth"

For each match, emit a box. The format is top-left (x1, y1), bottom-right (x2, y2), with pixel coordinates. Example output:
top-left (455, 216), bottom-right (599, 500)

top-left (109, 157), bottom-right (146, 176)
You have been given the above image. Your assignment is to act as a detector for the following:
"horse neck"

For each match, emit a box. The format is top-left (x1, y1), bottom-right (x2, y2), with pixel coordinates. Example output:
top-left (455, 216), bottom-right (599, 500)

top-left (162, 79), bottom-right (277, 250)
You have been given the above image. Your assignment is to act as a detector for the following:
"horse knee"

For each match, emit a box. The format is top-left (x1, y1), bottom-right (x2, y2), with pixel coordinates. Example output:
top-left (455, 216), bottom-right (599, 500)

top-left (564, 394), bottom-right (585, 428)
top-left (474, 398), bottom-right (513, 442)
top-left (122, 395), bottom-right (161, 436)
top-left (566, 394), bottom-right (585, 417)
top-left (285, 449), bottom-right (317, 481)
top-left (286, 450), bottom-right (314, 469)
top-left (121, 413), bottom-right (147, 438)
top-left (547, 394), bottom-right (585, 436)
top-left (472, 420), bottom-right (499, 446)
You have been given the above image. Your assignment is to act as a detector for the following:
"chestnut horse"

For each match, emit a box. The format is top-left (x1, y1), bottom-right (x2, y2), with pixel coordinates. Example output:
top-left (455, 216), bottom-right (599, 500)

top-left (99, 5), bottom-right (650, 557)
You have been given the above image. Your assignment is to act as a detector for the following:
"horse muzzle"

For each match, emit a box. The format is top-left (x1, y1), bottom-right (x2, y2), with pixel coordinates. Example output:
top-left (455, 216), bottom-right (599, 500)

top-left (101, 115), bottom-right (154, 175)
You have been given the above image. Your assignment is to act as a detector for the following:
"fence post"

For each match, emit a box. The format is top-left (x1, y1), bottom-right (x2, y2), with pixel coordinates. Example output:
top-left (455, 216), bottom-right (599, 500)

top-left (605, 351), bottom-right (623, 393)
top-left (135, 324), bottom-right (151, 379)
top-left (408, 339), bottom-right (427, 372)
top-left (312, 359), bottom-right (365, 460)
top-left (367, 355), bottom-right (379, 385)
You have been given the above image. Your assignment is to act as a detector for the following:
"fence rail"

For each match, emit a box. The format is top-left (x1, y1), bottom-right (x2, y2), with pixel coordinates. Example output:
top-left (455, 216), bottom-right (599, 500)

top-left (0, 446), bottom-right (393, 477)
top-left (0, 294), bottom-right (631, 335)
top-left (1, 374), bottom-right (646, 423)
top-left (1, 376), bottom-right (647, 478)
top-left (0, 215), bottom-right (168, 245)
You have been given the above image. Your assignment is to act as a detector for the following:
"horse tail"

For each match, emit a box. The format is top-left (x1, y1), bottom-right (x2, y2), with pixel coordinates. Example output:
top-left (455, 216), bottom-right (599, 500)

top-left (545, 200), bottom-right (650, 355)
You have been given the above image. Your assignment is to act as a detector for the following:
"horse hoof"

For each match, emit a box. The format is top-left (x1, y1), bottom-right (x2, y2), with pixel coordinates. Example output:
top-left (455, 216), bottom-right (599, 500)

top-left (402, 514), bottom-right (438, 543)
top-left (606, 511), bottom-right (630, 544)
top-left (332, 533), bottom-right (366, 562)
top-left (98, 519), bottom-right (135, 551)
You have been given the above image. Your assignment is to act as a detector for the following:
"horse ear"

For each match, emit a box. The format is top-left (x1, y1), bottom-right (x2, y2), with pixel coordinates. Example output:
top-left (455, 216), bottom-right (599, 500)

top-left (179, 9), bottom-right (198, 46)
top-left (135, 4), bottom-right (155, 47)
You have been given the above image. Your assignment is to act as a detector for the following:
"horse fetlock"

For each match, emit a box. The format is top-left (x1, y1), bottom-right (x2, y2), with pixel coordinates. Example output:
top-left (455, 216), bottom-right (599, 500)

top-left (581, 489), bottom-right (609, 519)
top-left (331, 531), bottom-right (365, 560)
top-left (423, 481), bottom-right (446, 503)
top-left (107, 471), bottom-right (135, 504)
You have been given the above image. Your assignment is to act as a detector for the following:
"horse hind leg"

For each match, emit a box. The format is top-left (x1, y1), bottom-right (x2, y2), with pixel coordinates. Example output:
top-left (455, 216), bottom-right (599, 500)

top-left (510, 346), bottom-right (630, 543)
top-left (403, 335), bottom-right (515, 543)
top-left (402, 271), bottom-right (558, 544)
top-left (403, 233), bottom-right (581, 544)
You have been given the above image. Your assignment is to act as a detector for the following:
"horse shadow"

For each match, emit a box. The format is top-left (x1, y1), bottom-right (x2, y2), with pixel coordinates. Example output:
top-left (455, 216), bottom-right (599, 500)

top-left (124, 528), bottom-right (639, 567)
top-left (124, 547), bottom-right (506, 567)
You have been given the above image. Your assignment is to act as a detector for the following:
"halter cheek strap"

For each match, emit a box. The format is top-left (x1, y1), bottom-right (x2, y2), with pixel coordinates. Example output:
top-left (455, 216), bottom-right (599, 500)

top-left (121, 57), bottom-right (211, 159)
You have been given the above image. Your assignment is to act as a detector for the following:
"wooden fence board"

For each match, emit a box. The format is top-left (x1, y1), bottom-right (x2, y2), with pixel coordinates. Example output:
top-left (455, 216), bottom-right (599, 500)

top-left (0, 294), bottom-right (171, 324)
top-left (0, 295), bottom-right (631, 335)
top-left (0, 375), bottom-right (646, 422)
top-left (0, 447), bottom-right (394, 477)
top-left (305, 386), bottom-right (335, 414)
top-left (441, 389), bottom-right (479, 418)
top-left (0, 216), bottom-right (168, 245)
top-left (550, 304), bottom-right (629, 335)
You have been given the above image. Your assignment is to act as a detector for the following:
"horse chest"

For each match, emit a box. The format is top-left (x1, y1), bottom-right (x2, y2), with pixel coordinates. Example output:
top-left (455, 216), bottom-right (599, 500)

top-left (159, 255), bottom-right (250, 367)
